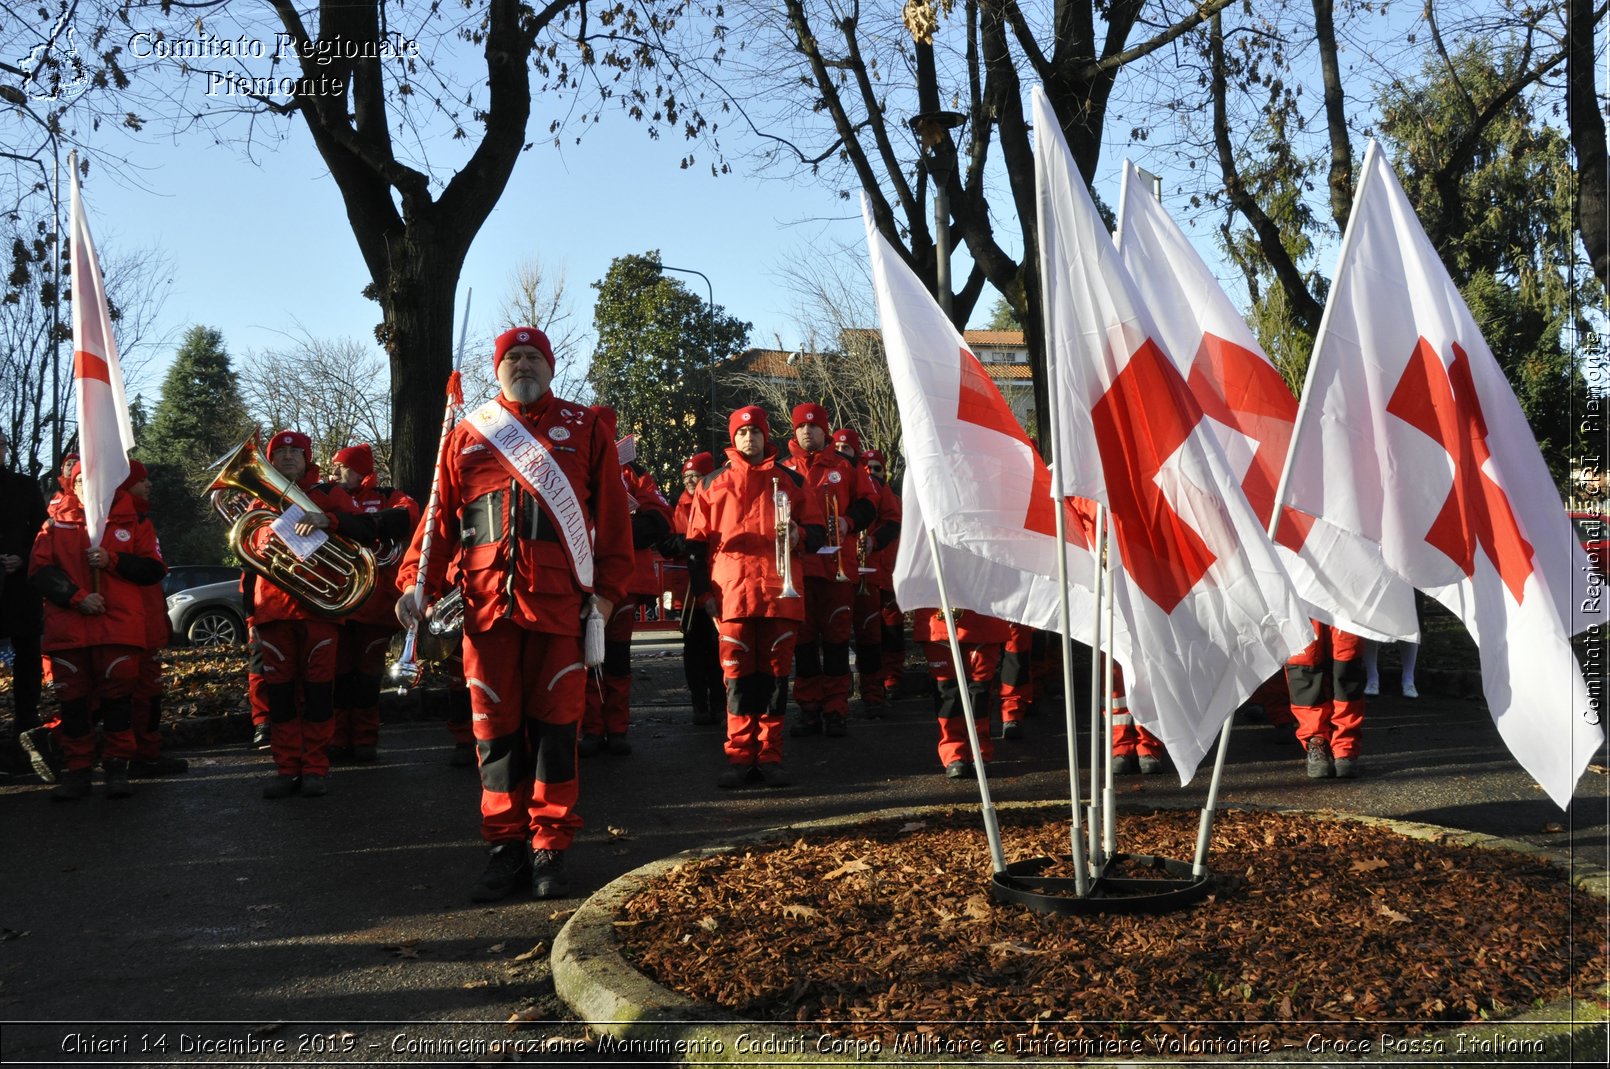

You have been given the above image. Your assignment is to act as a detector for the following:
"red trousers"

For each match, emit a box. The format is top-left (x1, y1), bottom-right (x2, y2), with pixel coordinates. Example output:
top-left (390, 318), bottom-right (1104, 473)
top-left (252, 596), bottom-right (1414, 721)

top-left (50, 645), bottom-right (140, 771)
top-left (258, 619), bottom-right (340, 778)
top-left (717, 617), bottom-right (798, 766)
top-left (925, 641), bottom-right (999, 768)
top-left (794, 578), bottom-right (854, 719)
top-left (582, 596), bottom-right (636, 737)
top-left (133, 650), bottom-right (165, 762)
top-left (333, 621), bottom-right (393, 749)
top-left (1285, 623), bottom-right (1366, 759)
top-left (852, 587), bottom-right (885, 707)
top-left (999, 624), bottom-right (1035, 723)
top-left (460, 620), bottom-right (586, 850)
top-left (247, 623), bottom-right (269, 726)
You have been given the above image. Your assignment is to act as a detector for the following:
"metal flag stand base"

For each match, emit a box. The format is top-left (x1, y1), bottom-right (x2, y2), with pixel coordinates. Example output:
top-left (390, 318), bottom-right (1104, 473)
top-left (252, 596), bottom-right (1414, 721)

top-left (991, 852), bottom-right (1210, 916)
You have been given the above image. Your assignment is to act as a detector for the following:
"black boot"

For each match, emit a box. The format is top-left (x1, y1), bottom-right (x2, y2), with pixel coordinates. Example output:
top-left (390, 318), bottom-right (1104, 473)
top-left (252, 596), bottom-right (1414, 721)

top-left (470, 841), bottom-right (532, 902)
top-left (104, 759), bottom-right (133, 799)
top-left (530, 848), bottom-right (571, 899)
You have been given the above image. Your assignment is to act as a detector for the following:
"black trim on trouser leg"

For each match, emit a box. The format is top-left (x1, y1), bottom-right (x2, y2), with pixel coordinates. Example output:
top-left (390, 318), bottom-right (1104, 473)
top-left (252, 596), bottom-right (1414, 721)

top-left (353, 671), bottom-right (383, 709)
top-left (822, 641), bottom-right (850, 676)
top-left (301, 681), bottom-right (335, 723)
top-left (1000, 648), bottom-right (1030, 687)
top-left (100, 695), bottom-right (133, 735)
top-left (1285, 662), bottom-right (1326, 707)
top-left (265, 681), bottom-right (298, 724)
top-left (1333, 654), bottom-right (1366, 700)
top-left (935, 677), bottom-right (961, 719)
top-left (724, 676), bottom-right (745, 716)
top-left (531, 719), bottom-right (579, 785)
top-left (734, 673), bottom-right (770, 715)
top-left (602, 638), bottom-right (631, 678)
top-left (478, 728), bottom-right (531, 794)
top-left (794, 641), bottom-right (822, 682)
top-left (58, 696), bottom-right (92, 740)
top-left (767, 675), bottom-right (791, 719)
top-left (332, 672), bottom-right (358, 709)
top-left (144, 691), bottom-right (163, 735)
top-left (855, 641), bottom-right (882, 681)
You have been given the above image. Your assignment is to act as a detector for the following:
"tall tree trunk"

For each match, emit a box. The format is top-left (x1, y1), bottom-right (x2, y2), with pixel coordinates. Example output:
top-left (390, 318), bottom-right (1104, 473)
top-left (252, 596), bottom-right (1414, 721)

top-left (1312, 0), bottom-right (1354, 230)
top-left (1568, 0), bottom-right (1609, 294)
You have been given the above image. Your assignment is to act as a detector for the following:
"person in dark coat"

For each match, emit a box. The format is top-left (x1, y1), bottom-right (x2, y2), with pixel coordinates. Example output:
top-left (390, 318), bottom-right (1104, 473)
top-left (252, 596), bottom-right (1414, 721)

top-left (1, 430), bottom-right (49, 752)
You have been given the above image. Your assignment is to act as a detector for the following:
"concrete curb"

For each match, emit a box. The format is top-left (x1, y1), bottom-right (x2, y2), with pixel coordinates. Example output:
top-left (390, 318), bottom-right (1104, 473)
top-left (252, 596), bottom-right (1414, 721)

top-left (551, 802), bottom-right (1609, 1066)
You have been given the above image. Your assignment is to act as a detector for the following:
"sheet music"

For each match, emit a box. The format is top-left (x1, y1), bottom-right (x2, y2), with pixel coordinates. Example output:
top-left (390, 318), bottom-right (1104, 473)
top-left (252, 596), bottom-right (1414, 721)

top-left (270, 504), bottom-right (329, 562)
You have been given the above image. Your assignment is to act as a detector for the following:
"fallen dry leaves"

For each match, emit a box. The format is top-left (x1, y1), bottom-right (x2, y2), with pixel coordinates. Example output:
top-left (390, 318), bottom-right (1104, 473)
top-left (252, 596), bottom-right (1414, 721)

top-left (616, 808), bottom-right (1606, 1051)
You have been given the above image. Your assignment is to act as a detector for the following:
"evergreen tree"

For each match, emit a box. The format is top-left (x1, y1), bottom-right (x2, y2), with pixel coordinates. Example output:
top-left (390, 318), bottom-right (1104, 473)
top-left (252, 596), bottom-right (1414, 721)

top-left (588, 253), bottom-right (751, 491)
top-left (140, 326), bottom-right (254, 564)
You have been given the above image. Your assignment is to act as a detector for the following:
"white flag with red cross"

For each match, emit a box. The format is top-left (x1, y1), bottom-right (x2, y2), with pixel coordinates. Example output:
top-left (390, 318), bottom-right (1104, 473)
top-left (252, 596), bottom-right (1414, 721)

top-left (1114, 161), bottom-right (1419, 643)
top-left (862, 197), bottom-right (1112, 645)
top-left (1281, 142), bottom-right (1603, 808)
top-left (69, 165), bottom-right (134, 547)
top-left (1032, 87), bottom-right (1311, 781)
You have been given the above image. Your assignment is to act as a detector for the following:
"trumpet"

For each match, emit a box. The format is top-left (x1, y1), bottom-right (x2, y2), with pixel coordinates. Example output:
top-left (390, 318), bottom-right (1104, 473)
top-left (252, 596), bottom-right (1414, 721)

top-left (389, 588), bottom-right (466, 691)
top-left (774, 478), bottom-right (800, 599)
top-left (826, 492), bottom-right (850, 582)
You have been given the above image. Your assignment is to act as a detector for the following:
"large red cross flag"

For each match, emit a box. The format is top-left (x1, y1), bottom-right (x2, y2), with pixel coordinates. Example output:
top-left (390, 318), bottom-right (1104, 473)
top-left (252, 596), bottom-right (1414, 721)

top-left (861, 197), bottom-right (1110, 646)
top-left (1031, 87), bottom-right (1311, 781)
top-left (1280, 142), bottom-right (1603, 808)
top-left (1114, 162), bottom-right (1418, 643)
top-left (69, 165), bottom-right (134, 547)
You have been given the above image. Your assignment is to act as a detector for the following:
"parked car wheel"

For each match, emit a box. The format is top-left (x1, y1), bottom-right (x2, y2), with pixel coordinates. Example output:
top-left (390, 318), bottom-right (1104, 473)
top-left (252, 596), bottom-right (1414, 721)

top-left (185, 607), bottom-right (245, 646)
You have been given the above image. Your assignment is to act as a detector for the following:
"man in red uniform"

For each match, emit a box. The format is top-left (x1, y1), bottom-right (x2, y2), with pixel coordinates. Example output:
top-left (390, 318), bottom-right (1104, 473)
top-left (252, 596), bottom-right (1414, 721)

top-left (29, 462), bottom-right (167, 799)
top-left (832, 430), bottom-right (901, 719)
top-left (578, 407), bottom-right (672, 757)
top-left (121, 461), bottom-right (187, 777)
top-left (397, 327), bottom-right (633, 902)
top-left (663, 451), bottom-right (722, 725)
top-left (1285, 621), bottom-right (1368, 779)
top-left (249, 430), bottom-right (372, 799)
top-left (780, 404), bottom-right (879, 738)
top-left (327, 442), bottom-right (419, 763)
top-left (686, 406), bottom-right (825, 787)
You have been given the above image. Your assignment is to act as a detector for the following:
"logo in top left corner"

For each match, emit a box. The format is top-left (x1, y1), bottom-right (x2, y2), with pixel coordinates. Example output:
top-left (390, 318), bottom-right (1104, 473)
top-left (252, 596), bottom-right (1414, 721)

top-left (15, 3), bottom-right (89, 104)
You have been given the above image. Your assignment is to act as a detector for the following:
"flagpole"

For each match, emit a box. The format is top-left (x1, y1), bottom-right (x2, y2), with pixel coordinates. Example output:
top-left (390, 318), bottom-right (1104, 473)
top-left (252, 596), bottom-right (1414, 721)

top-left (927, 528), bottom-right (1007, 875)
top-left (1101, 553), bottom-right (1119, 862)
top-left (1039, 279), bottom-right (1091, 895)
top-left (1086, 509), bottom-right (1105, 877)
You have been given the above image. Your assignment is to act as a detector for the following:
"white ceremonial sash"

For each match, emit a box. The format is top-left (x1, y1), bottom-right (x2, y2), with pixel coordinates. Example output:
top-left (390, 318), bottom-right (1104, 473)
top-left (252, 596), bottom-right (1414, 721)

top-left (463, 400), bottom-right (595, 590)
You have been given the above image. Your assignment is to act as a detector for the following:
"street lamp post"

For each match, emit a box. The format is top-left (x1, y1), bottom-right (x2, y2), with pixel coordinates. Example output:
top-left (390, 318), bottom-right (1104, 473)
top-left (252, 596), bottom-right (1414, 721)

top-left (909, 110), bottom-right (966, 320)
top-left (653, 260), bottom-right (720, 452)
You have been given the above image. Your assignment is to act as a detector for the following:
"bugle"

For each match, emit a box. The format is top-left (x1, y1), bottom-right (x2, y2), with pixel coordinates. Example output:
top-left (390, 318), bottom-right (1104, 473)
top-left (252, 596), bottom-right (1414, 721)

top-left (826, 492), bottom-right (850, 583)
top-left (774, 478), bottom-right (801, 599)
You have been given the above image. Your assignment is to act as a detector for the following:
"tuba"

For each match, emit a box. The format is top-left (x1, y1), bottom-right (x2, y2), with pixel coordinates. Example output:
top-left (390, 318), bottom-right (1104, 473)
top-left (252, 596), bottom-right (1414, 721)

top-left (207, 434), bottom-right (377, 617)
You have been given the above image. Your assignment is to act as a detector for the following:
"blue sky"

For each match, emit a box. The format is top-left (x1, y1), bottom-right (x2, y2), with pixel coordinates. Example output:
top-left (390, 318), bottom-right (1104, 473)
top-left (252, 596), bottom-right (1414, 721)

top-left (81, 110), bottom-right (877, 399)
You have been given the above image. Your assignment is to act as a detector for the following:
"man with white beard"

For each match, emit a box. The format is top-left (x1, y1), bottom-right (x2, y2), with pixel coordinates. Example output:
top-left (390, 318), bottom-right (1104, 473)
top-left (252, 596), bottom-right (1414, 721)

top-left (397, 327), bottom-right (634, 901)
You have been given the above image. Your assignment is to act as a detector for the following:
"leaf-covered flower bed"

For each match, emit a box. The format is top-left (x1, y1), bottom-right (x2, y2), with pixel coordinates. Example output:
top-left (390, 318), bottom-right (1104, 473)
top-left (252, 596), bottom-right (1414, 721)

top-left (616, 808), bottom-right (1604, 1052)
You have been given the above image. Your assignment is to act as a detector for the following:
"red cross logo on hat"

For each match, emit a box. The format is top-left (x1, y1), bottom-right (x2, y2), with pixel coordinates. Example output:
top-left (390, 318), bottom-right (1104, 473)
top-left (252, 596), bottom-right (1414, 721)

top-left (517, 330), bottom-right (531, 343)
top-left (742, 412), bottom-right (753, 422)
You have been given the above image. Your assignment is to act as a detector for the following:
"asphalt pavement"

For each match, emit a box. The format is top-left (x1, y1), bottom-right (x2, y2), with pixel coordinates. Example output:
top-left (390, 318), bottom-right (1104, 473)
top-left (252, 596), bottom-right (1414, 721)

top-left (1, 633), bottom-right (1605, 1064)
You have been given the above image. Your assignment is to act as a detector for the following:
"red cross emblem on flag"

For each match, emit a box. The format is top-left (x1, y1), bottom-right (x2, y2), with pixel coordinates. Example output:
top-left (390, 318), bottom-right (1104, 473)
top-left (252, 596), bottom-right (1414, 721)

top-left (955, 346), bottom-right (1061, 540)
top-left (1386, 338), bottom-right (1535, 602)
top-left (1091, 338), bottom-right (1217, 612)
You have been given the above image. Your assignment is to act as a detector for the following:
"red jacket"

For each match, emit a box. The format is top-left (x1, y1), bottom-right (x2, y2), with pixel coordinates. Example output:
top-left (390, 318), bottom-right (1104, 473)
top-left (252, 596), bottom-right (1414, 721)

top-left (860, 475), bottom-right (902, 591)
top-left (245, 476), bottom-right (369, 625)
top-left (687, 446), bottom-right (825, 622)
top-left (397, 392), bottom-right (634, 637)
top-left (29, 490), bottom-right (166, 651)
top-left (129, 494), bottom-right (171, 649)
top-left (623, 464), bottom-right (673, 597)
top-left (344, 480), bottom-right (422, 626)
top-left (914, 608), bottom-right (1009, 646)
top-left (780, 441), bottom-right (879, 580)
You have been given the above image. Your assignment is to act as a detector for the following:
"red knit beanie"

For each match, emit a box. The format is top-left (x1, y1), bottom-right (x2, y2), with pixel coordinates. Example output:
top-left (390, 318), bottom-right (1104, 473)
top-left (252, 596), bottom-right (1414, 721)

top-left (682, 451), bottom-right (715, 476)
top-left (832, 427), bottom-right (862, 454)
top-left (268, 430), bottom-right (313, 466)
top-left (792, 402), bottom-right (829, 430)
top-left (494, 327), bottom-right (555, 372)
top-left (332, 443), bottom-right (375, 478)
top-left (729, 405), bottom-right (770, 442)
